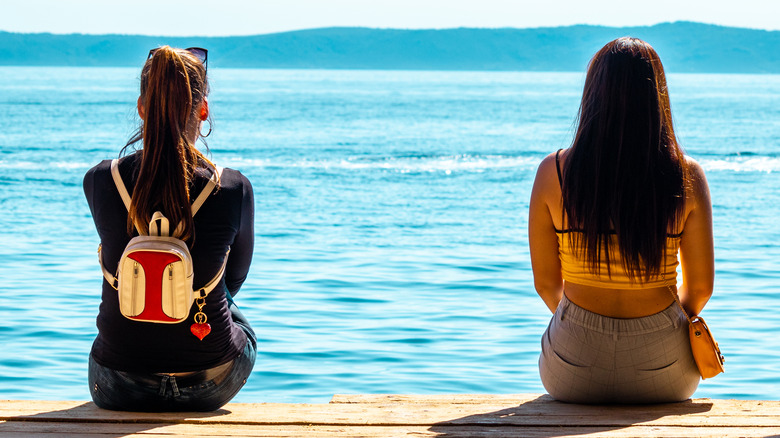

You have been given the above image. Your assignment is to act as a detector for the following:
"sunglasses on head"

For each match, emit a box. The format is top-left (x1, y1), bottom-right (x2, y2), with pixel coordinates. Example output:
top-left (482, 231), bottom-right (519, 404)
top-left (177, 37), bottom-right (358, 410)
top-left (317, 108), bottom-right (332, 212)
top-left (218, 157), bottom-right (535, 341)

top-left (147, 47), bottom-right (208, 73)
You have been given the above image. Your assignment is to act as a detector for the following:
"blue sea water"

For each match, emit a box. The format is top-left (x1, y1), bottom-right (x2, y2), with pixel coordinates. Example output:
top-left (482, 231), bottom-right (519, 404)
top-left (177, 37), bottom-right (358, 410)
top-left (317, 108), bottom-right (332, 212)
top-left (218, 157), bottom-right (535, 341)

top-left (1, 67), bottom-right (779, 402)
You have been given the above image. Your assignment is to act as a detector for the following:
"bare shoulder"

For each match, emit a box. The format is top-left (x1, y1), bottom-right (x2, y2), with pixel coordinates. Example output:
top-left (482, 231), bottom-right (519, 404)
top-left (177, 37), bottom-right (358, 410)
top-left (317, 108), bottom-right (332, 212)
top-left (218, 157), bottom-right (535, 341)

top-left (533, 150), bottom-right (563, 188)
top-left (684, 155), bottom-right (711, 210)
top-left (685, 156), bottom-right (707, 179)
top-left (530, 150), bottom-right (565, 218)
top-left (685, 156), bottom-right (709, 189)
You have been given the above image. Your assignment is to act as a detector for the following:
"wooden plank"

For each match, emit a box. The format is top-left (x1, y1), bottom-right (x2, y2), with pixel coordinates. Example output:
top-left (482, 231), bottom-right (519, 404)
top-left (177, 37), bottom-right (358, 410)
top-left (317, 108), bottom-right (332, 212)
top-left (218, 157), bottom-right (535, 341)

top-left (4, 397), bottom-right (780, 428)
top-left (2, 421), bottom-right (780, 438)
top-left (329, 393), bottom-right (780, 413)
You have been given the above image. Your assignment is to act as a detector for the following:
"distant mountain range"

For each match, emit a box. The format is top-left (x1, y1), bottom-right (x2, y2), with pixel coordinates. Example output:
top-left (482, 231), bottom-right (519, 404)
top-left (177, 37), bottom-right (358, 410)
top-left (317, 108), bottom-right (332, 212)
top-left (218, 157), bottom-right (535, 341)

top-left (1, 22), bottom-right (779, 73)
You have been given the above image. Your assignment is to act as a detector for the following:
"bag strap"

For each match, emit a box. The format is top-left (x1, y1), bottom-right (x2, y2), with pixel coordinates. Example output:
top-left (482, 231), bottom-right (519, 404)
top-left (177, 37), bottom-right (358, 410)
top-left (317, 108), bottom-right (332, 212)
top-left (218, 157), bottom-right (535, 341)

top-left (110, 159), bottom-right (143, 234)
top-left (110, 159), bottom-right (222, 235)
top-left (196, 247), bottom-right (231, 299)
top-left (149, 211), bottom-right (170, 237)
top-left (97, 244), bottom-right (118, 290)
top-left (192, 166), bottom-right (222, 216)
top-left (172, 165), bottom-right (222, 237)
top-left (110, 159), bottom-right (132, 209)
top-left (666, 285), bottom-right (696, 326)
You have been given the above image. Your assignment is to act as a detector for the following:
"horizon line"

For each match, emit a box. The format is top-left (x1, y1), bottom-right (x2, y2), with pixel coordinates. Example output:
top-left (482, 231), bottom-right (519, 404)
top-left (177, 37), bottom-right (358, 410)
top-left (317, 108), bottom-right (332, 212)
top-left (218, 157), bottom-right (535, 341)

top-left (1, 20), bottom-right (777, 39)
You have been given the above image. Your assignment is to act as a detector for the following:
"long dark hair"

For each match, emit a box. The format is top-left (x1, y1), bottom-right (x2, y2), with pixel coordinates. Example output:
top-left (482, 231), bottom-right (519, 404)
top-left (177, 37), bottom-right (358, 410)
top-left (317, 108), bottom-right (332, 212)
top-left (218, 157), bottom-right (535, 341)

top-left (562, 37), bottom-right (688, 282)
top-left (122, 46), bottom-right (216, 241)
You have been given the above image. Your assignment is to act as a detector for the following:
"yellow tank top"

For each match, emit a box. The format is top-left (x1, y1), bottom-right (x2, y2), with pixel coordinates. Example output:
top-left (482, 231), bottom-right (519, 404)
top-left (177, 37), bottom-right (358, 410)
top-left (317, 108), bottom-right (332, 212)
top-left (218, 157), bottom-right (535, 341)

top-left (554, 149), bottom-right (680, 289)
top-left (556, 230), bottom-right (680, 289)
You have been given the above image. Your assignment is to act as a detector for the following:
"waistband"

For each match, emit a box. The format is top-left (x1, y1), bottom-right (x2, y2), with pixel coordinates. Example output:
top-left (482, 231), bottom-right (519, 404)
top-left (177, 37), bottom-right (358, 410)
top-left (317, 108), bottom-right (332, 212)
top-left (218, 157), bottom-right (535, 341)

top-left (556, 294), bottom-right (684, 336)
top-left (111, 361), bottom-right (234, 389)
top-left (153, 359), bottom-right (235, 387)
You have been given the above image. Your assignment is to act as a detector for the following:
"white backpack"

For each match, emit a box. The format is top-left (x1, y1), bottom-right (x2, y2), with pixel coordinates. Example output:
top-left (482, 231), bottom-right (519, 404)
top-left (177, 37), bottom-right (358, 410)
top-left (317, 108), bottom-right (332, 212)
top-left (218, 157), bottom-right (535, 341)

top-left (98, 159), bottom-right (229, 329)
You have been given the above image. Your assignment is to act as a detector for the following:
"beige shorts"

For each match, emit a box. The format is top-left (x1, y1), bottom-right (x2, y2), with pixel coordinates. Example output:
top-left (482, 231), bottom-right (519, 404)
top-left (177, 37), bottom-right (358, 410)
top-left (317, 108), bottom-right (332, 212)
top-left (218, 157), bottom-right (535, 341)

top-left (539, 294), bottom-right (700, 404)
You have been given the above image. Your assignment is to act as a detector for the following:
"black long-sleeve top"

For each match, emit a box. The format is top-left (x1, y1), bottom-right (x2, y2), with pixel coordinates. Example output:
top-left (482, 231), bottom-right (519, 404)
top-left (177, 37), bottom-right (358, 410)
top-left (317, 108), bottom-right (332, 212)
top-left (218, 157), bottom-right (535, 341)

top-left (84, 152), bottom-right (254, 372)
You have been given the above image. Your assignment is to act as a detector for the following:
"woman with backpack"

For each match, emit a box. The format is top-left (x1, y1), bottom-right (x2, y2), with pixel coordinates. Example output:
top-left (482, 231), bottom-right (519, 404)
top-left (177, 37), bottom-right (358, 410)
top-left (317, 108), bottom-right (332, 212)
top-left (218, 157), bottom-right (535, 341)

top-left (528, 37), bottom-right (715, 403)
top-left (84, 46), bottom-right (256, 411)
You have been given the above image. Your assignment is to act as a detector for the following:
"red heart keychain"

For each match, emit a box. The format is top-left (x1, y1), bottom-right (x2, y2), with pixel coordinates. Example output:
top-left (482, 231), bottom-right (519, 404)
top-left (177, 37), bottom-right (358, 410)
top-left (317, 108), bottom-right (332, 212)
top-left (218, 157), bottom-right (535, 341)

top-left (190, 297), bottom-right (210, 340)
top-left (190, 322), bottom-right (211, 340)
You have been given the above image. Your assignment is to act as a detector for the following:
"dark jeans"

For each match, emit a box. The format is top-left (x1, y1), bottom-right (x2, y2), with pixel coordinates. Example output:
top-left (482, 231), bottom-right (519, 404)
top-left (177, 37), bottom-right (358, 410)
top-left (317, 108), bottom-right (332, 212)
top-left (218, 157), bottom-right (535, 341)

top-left (88, 302), bottom-right (257, 412)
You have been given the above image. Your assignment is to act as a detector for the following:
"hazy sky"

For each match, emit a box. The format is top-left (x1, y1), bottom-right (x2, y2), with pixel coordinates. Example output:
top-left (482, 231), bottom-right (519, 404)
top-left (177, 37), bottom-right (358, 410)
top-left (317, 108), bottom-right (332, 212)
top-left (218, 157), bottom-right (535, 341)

top-left (4, 0), bottom-right (780, 36)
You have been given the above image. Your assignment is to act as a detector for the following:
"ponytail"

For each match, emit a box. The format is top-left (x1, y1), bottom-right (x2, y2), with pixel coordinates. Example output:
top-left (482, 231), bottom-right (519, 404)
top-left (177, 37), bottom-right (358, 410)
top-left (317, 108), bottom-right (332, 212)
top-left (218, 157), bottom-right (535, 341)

top-left (124, 46), bottom-right (215, 241)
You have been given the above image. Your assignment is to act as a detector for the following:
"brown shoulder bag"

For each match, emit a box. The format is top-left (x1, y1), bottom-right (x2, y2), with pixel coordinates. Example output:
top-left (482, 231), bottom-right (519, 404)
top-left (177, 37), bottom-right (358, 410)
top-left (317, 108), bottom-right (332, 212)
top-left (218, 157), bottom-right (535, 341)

top-left (667, 286), bottom-right (725, 379)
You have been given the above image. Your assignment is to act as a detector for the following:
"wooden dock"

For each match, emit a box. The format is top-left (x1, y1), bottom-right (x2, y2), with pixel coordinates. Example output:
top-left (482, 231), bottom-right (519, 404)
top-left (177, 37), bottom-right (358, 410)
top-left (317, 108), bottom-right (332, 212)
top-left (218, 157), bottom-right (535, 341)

top-left (2, 394), bottom-right (779, 437)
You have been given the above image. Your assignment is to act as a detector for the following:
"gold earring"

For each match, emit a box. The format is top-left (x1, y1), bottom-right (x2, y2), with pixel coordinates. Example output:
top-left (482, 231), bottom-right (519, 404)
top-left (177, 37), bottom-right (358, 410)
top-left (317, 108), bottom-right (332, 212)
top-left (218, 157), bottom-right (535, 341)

top-left (200, 119), bottom-right (212, 138)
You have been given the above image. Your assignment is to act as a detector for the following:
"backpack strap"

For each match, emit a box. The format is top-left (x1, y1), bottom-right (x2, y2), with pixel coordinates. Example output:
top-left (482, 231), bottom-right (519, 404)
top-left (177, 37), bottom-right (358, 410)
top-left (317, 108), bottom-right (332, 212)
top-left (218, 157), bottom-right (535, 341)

top-left (112, 159), bottom-right (222, 236)
top-left (191, 166), bottom-right (223, 216)
top-left (196, 247), bottom-right (231, 299)
top-left (97, 244), bottom-right (118, 290)
top-left (111, 159), bottom-right (143, 234)
top-left (110, 158), bottom-right (132, 209)
top-left (172, 165), bottom-right (222, 237)
top-left (149, 211), bottom-right (171, 237)
top-left (190, 166), bottom-right (226, 297)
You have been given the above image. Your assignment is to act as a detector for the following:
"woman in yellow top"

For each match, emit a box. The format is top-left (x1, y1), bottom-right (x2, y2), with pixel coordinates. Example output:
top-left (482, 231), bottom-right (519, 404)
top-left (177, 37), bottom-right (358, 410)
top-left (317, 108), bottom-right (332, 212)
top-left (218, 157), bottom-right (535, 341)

top-left (528, 37), bottom-right (714, 403)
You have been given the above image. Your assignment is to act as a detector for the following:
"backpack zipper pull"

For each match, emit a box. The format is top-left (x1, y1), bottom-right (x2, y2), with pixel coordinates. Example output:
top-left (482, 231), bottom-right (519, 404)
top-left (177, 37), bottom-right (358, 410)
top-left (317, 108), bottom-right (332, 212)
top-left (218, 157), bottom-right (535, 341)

top-left (132, 261), bottom-right (139, 314)
top-left (168, 265), bottom-right (175, 315)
